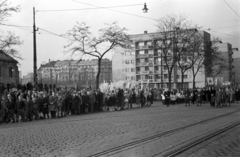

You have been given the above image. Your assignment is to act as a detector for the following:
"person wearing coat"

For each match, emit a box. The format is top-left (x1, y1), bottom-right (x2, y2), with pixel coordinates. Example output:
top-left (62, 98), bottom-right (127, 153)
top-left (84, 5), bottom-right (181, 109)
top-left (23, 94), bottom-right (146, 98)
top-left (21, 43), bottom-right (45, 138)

top-left (164, 89), bottom-right (170, 107)
top-left (32, 94), bottom-right (39, 120)
top-left (76, 93), bottom-right (82, 115)
top-left (25, 95), bottom-right (33, 121)
top-left (135, 90), bottom-right (141, 108)
top-left (88, 91), bottom-right (96, 113)
top-left (49, 92), bottom-right (57, 118)
top-left (184, 89), bottom-right (191, 107)
top-left (42, 93), bottom-right (49, 119)
top-left (216, 88), bottom-right (222, 107)
top-left (235, 88), bottom-right (240, 102)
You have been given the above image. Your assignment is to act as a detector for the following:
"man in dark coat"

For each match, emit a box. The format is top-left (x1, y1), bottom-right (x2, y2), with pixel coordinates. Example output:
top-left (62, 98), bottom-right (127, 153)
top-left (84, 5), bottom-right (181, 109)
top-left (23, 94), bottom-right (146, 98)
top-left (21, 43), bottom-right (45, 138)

top-left (117, 88), bottom-right (123, 110)
top-left (96, 89), bottom-right (103, 111)
top-left (164, 89), bottom-right (170, 107)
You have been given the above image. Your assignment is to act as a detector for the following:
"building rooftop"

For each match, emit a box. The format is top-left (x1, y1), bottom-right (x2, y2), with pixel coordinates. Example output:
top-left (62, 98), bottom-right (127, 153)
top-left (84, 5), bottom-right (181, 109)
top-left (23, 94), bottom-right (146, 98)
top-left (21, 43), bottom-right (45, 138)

top-left (0, 50), bottom-right (18, 63)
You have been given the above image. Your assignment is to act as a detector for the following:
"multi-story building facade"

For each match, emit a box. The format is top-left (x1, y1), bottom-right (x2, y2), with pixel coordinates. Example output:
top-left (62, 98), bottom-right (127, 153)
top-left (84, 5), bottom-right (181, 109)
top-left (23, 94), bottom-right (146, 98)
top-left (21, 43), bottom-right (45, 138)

top-left (112, 47), bottom-right (136, 82)
top-left (113, 31), bottom-right (210, 88)
top-left (214, 43), bottom-right (234, 83)
top-left (234, 57), bottom-right (240, 88)
top-left (38, 59), bottom-right (112, 88)
top-left (0, 50), bottom-right (19, 86)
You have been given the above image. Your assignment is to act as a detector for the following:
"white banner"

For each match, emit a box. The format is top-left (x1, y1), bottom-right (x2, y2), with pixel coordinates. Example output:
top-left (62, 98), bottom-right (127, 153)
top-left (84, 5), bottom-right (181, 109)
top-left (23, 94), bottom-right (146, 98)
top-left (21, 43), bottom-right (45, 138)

top-left (207, 77), bottom-right (214, 85)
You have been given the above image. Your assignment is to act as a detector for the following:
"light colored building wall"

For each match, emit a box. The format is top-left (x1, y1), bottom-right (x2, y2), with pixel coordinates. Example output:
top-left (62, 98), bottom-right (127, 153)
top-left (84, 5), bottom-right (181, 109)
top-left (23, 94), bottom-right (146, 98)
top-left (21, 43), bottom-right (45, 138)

top-left (131, 31), bottom-right (209, 89)
top-left (112, 47), bottom-right (135, 82)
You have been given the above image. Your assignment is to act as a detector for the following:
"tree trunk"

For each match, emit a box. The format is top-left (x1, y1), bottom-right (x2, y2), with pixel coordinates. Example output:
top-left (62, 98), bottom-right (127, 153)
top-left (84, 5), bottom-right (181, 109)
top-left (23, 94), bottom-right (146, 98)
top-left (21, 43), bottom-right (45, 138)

top-left (192, 75), bottom-right (196, 89)
top-left (96, 58), bottom-right (102, 89)
top-left (181, 71), bottom-right (184, 89)
top-left (168, 73), bottom-right (172, 91)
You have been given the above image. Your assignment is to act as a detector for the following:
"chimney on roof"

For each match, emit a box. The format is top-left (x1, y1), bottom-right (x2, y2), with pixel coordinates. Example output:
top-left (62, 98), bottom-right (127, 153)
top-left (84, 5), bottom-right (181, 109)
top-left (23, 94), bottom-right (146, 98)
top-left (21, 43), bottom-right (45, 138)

top-left (49, 59), bottom-right (51, 63)
top-left (144, 31), bottom-right (147, 34)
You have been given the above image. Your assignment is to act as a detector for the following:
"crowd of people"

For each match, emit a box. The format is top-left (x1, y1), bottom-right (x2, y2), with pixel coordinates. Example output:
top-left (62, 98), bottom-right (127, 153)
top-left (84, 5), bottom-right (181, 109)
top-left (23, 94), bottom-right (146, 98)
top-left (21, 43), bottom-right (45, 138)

top-left (159, 86), bottom-right (240, 107)
top-left (0, 85), bottom-right (154, 124)
top-left (1, 82), bottom-right (240, 124)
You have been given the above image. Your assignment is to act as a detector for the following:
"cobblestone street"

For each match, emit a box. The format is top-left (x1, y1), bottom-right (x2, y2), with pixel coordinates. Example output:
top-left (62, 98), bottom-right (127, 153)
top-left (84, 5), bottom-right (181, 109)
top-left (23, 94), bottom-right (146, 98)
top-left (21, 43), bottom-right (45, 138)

top-left (0, 102), bottom-right (240, 157)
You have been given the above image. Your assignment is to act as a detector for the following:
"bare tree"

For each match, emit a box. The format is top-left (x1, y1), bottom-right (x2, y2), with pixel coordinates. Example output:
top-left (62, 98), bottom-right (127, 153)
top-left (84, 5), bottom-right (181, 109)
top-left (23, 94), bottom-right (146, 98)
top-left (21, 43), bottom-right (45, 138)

top-left (64, 22), bottom-right (132, 89)
top-left (208, 38), bottom-right (227, 78)
top-left (0, 0), bottom-right (22, 60)
top-left (188, 34), bottom-right (225, 88)
top-left (176, 28), bottom-right (199, 89)
top-left (0, 0), bottom-right (20, 22)
top-left (155, 14), bottom-right (192, 90)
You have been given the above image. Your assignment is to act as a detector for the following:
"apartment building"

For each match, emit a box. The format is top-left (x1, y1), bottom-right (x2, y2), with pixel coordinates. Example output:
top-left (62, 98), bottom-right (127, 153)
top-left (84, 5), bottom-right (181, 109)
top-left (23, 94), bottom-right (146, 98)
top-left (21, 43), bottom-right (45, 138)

top-left (130, 31), bottom-right (210, 89)
top-left (112, 47), bottom-right (136, 82)
top-left (213, 43), bottom-right (234, 83)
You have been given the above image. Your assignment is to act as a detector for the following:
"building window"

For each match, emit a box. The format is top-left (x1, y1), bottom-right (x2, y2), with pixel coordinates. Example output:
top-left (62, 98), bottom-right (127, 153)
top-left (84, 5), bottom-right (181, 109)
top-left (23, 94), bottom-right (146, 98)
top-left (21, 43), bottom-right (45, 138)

top-left (147, 41), bottom-right (152, 46)
top-left (9, 67), bottom-right (13, 78)
top-left (125, 68), bottom-right (130, 72)
top-left (139, 50), bottom-right (144, 55)
top-left (139, 42), bottom-right (144, 46)
top-left (131, 76), bottom-right (135, 80)
top-left (131, 68), bottom-right (135, 72)
top-left (184, 75), bottom-right (188, 79)
top-left (125, 60), bottom-right (130, 64)
top-left (131, 60), bottom-right (135, 64)
top-left (164, 74), bottom-right (168, 79)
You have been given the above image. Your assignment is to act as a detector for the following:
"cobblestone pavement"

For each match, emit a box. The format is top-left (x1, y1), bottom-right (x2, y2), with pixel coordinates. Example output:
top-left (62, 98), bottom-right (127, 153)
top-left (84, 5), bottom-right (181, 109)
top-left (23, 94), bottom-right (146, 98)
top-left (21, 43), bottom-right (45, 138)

top-left (179, 124), bottom-right (240, 157)
top-left (0, 102), bottom-right (239, 157)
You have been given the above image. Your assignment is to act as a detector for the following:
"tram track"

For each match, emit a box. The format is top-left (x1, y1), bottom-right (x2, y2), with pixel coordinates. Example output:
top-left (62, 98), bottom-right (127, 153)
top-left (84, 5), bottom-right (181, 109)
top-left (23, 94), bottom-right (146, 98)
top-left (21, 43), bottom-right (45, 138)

top-left (86, 109), bottom-right (240, 157)
top-left (162, 120), bottom-right (240, 157)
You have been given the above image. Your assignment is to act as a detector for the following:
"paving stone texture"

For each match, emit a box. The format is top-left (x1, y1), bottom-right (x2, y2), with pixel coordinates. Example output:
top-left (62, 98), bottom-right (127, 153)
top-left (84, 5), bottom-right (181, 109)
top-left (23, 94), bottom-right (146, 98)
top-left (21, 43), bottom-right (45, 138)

top-left (0, 102), bottom-right (239, 157)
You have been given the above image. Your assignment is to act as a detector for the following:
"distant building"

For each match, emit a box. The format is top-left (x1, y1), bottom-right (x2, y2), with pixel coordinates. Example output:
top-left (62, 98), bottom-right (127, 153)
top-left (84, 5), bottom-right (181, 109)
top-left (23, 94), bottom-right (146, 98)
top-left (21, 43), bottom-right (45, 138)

top-left (214, 43), bottom-right (234, 83)
top-left (112, 47), bottom-right (136, 82)
top-left (233, 57), bottom-right (240, 87)
top-left (38, 59), bottom-right (112, 88)
top-left (0, 50), bottom-right (19, 86)
top-left (21, 73), bottom-right (33, 85)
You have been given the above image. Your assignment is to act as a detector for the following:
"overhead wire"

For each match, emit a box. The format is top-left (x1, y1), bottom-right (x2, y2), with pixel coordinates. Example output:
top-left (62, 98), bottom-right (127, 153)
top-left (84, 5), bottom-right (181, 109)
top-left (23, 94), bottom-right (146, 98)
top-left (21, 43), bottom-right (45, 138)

top-left (207, 29), bottom-right (240, 39)
top-left (38, 27), bottom-right (71, 40)
top-left (70, 0), bottom-right (157, 21)
top-left (36, 3), bottom-right (143, 12)
top-left (222, 0), bottom-right (240, 19)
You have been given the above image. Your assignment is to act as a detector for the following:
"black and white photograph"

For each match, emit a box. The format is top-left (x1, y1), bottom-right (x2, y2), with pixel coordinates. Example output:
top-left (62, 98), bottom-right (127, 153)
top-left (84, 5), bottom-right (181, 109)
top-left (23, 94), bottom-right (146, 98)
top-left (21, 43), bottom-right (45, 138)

top-left (0, 0), bottom-right (240, 156)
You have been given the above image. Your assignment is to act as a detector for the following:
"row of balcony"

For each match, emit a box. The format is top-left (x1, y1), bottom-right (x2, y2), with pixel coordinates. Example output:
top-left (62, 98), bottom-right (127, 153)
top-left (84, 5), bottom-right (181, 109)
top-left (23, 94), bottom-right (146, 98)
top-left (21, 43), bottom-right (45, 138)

top-left (139, 78), bottom-right (174, 83)
top-left (136, 62), bottom-right (173, 66)
top-left (139, 78), bottom-right (192, 83)
top-left (136, 53), bottom-right (172, 58)
top-left (136, 70), bottom-right (168, 74)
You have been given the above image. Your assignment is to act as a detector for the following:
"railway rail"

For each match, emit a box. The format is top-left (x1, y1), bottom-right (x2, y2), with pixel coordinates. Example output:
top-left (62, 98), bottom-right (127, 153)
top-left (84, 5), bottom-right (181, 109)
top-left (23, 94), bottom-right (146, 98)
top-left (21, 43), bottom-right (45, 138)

top-left (162, 121), bottom-right (240, 157)
top-left (86, 109), bottom-right (240, 157)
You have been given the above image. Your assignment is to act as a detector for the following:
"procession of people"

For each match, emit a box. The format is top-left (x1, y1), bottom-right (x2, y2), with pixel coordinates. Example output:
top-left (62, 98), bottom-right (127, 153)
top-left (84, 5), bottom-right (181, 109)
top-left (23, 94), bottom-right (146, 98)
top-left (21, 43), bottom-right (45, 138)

top-left (0, 82), bottom-right (239, 125)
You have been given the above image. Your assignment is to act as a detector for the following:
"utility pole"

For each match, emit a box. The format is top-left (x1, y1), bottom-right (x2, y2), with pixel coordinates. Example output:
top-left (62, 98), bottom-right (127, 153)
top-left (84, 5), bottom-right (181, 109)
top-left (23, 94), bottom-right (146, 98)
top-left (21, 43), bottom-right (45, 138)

top-left (161, 47), bottom-right (163, 88)
top-left (33, 7), bottom-right (38, 88)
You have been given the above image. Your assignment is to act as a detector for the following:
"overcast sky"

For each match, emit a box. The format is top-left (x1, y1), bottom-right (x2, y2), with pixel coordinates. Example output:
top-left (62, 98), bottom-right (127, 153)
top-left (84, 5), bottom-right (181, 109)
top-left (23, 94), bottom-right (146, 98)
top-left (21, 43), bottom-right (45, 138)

top-left (2, 0), bottom-right (240, 76)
